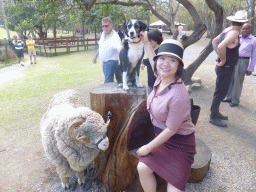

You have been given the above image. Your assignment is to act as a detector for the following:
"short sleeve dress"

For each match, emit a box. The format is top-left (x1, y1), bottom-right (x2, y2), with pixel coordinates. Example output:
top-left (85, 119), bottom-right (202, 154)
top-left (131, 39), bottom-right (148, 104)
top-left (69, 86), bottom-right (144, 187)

top-left (139, 75), bottom-right (196, 191)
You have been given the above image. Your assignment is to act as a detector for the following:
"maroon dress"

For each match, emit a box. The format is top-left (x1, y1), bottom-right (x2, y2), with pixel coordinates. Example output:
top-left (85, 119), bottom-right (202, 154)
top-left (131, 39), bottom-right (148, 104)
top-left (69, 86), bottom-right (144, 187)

top-left (139, 76), bottom-right (196, 191)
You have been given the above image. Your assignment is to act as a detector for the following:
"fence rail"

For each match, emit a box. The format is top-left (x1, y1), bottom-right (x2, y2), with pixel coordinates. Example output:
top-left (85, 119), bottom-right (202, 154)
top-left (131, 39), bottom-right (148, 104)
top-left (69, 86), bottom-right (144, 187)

top-left (34, 36), bottom-right (98, 56)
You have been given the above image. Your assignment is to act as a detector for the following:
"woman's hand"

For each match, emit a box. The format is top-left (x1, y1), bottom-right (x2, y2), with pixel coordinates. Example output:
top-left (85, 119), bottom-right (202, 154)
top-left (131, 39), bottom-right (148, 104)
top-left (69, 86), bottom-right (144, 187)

top-left (140, 31), bottom-right (149, 44)
top-left (136, 145), bottom-right (151, 157)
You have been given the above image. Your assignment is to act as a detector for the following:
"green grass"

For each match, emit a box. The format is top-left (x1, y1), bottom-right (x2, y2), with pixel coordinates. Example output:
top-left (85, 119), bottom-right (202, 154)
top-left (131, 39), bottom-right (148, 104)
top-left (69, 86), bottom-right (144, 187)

top-left (0, 50), bottom-right (104, 145)
top-left (0, 49), bottom-right (148, 146)
top-left (0, 28), bottom-right (18, 39)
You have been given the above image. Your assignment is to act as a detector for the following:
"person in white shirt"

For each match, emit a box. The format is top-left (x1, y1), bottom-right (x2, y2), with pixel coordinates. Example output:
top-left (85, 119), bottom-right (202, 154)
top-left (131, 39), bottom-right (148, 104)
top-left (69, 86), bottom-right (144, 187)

top-left (177, 24), bottom-right (184, 40)
top-left (93, 17), bottom-right (122, 83)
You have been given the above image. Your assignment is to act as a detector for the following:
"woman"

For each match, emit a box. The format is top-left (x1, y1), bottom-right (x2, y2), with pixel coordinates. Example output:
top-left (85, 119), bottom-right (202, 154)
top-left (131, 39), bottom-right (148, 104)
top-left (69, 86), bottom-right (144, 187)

top-left (137, 32), bottom-right (196, 192)
top-left (142, 30), bottom-right (163, 94)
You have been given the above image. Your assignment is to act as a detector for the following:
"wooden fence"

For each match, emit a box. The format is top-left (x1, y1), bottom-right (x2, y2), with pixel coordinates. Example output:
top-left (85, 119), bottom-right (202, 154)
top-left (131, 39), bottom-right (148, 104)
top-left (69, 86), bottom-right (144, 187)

top-left (34, 36), bottom-right (99, 57)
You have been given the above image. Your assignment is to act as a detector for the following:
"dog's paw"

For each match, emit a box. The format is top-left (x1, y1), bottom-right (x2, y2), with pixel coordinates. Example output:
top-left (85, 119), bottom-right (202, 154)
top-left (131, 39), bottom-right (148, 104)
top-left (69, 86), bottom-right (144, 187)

top-left (136, 83), bottom-right (143, 88)
top-left (128, 82), bottom-right (132, 86)
top-left (123, 85), bottom-right (129, 91)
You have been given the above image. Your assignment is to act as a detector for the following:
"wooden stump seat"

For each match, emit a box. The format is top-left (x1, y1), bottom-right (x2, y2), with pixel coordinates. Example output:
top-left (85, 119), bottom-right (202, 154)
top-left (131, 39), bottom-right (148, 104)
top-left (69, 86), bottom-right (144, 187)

top-left (90, 83), bottom-right (211, 192)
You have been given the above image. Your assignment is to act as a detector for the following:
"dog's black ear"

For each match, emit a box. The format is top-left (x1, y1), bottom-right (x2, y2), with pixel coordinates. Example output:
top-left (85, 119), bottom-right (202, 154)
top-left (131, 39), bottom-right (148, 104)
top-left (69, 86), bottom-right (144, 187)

top-left (123, 20), bottom-right (129, 36)
top-left (122, 20), bottom-right (128, 30)
top-left (139, 20), bottom-right (147, 31)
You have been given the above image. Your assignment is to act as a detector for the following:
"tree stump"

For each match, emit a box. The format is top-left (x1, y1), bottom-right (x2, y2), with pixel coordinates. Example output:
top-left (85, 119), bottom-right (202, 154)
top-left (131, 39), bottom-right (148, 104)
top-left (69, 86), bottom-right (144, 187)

top-left (188, 138), bottom-right (211, 183)
top-left (90, 83), bottom-right (211, 192)
top-left (90, 83), bottom-right (146, 192)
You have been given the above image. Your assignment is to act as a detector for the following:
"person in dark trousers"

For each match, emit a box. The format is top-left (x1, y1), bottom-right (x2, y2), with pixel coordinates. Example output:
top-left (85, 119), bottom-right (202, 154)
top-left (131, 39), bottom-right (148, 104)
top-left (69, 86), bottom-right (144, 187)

top-left (141, 30), bottom-right (163, 94)
top-left (223, 23), bottom-right (256, 107)
top-left (210, 10), bottom-right (249, 127)
top-left (12, 35), bottom-right (25, 66)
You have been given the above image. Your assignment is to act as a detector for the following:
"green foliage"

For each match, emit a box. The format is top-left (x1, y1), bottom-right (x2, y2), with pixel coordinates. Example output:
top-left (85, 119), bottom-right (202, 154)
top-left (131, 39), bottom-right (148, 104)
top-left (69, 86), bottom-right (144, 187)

top-left (5, 0), bottom-right (65, 38)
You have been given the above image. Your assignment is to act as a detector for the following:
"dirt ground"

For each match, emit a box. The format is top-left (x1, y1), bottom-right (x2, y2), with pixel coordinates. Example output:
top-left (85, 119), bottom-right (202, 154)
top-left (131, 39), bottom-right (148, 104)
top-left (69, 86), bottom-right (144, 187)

top-left (1, 37), bottom-right (256, 192)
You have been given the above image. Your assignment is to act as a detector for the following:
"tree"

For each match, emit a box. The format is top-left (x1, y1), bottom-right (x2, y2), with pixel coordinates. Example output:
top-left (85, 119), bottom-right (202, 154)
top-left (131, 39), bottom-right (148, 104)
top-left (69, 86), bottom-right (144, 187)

top-left (5, 0), bottom-right (64, 39)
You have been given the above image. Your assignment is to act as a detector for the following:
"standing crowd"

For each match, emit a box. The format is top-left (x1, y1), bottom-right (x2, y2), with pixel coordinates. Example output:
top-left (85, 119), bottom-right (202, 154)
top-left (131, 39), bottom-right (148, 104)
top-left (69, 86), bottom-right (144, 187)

top-left (12, 34), bottom-right (37, 66)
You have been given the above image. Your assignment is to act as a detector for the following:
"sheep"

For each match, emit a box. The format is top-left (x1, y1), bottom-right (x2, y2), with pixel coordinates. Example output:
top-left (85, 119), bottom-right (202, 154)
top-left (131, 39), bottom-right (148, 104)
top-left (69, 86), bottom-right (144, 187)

top-left (40, 89), bottom-right (110, 190)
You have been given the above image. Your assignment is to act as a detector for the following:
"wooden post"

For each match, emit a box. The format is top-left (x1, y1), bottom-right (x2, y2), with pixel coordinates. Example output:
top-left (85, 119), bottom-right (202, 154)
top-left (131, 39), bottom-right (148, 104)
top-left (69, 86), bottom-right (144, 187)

top-left (87, 38), bottom-right (88, 50)
top-left (42, 39), bottom-right (47, 56)
top-left (38, 40), bottom-right (42, 56)
top-left (77, 37), bottom-right (79, 51)
top-left (66, 38), bottom-right (69, 53)
top-left (54, 38), bottom-right (57, 56)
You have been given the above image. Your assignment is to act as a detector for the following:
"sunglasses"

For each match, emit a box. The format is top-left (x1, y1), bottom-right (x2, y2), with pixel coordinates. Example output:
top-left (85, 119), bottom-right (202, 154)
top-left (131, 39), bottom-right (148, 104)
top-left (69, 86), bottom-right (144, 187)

top-left (93, 135), bottom-right (107, 146)
top-left (102, 25), bottom-right (109, 28)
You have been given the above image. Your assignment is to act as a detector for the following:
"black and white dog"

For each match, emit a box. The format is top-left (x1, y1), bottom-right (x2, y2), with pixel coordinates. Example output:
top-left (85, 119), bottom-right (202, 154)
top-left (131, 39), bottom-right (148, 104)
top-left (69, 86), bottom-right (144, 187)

top-left (115, 19), bottom-right (147, 90)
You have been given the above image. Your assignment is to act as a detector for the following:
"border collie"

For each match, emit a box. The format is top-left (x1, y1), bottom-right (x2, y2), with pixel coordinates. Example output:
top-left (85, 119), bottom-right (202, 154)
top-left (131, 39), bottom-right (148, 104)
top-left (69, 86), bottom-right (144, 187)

top-left (115, 19), bottom-right (147, 90)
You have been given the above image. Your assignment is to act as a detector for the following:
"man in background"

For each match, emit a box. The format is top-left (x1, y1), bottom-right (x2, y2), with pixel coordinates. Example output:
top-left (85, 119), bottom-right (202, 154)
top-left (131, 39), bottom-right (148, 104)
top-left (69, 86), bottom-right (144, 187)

top-left (210, 10), bottom-right (248, 127)
top-left (26, 35), bottom-right (37, 64)
top-left (12, 35), bottom-right (25, 66)
top-left (177, 24), bottom-right (184, 40)
top-left (223, 23), bottom-right (256, 107)
top-left (93, 17), bottom-right (122, 83)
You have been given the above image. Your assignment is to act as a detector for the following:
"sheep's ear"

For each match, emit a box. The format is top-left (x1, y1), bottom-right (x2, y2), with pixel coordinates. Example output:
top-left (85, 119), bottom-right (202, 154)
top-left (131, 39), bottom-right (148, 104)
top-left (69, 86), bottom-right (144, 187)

top-left (77, 136), bottom-right (89, 144)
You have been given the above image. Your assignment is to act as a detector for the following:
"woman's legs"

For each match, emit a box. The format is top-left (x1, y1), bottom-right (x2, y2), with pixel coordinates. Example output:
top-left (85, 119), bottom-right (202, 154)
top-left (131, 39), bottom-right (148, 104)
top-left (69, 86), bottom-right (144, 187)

top-left (167, 183), bottom-right (184, 192)
top-left (137, 162), bottom-right (157, 192)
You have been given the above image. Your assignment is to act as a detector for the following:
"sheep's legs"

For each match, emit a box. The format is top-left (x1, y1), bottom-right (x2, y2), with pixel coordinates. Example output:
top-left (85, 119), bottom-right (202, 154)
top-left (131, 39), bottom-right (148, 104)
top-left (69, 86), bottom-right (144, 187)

top-left (76, 171), bottom-right (85, 186)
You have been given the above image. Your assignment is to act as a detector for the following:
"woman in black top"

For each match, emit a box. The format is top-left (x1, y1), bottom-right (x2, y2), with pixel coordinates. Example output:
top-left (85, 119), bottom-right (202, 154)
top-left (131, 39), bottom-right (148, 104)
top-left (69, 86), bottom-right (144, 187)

top-left (142, 30), bottom-right (163, 94)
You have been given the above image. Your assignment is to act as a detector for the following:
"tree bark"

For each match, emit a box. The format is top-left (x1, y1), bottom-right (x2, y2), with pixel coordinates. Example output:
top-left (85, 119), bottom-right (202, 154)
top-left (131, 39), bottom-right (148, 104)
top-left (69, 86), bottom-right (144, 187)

top-left (182, 0), bottom-right (223, 84)
top-left (90, 83), bottom-right (147, 191)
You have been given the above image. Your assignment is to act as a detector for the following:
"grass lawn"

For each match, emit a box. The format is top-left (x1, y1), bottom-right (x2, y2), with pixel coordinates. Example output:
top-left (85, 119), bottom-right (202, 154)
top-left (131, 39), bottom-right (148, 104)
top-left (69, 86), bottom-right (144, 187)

top-left (0, 50), bottom-right (148, 146)
top-left (0, 28), bottom-right (17, 40)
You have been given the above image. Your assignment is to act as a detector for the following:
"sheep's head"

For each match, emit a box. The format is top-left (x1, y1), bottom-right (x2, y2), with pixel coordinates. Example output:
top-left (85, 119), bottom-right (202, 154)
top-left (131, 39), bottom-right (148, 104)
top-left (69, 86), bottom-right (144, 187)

top-left (68, 109), bottom-right (110, 151)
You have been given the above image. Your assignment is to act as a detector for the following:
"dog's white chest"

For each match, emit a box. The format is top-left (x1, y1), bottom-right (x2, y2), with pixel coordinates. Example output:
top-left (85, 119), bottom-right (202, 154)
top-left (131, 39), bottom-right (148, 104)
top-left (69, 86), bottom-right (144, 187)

top-left (128, 43), bottom-right (144, 71)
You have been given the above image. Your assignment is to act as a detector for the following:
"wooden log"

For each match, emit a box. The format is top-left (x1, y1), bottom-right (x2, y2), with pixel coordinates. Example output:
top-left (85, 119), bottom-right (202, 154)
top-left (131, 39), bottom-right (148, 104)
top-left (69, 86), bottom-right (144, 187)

top-left (90, 83), bottom-right (146, 192)
top-left (188, 138), bottom-right (211, 183)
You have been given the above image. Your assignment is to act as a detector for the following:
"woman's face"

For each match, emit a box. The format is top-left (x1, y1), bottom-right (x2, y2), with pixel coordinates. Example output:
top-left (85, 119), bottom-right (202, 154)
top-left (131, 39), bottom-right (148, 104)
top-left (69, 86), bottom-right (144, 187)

top-left (156, 55), bottom-right (179, 78)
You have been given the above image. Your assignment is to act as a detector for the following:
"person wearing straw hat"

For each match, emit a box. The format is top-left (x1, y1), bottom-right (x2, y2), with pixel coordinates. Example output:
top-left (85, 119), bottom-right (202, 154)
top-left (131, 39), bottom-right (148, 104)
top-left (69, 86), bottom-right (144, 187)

top-left (210, 10), bottom-right (249, 127)
top-left (223, 23), bottom-right (256, 107)
top-left (137, 32), bottom-right (196, 192)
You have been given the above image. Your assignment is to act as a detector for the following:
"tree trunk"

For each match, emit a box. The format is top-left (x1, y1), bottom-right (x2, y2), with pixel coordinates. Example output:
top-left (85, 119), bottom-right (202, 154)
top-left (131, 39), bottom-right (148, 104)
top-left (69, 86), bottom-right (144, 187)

top-left (1, 0), bottom-right (10, 42)
top-left (181, 0), bottom-right (223, 84)
top-left (53, 20), bottom-right (57, 38)
top-left (250, 0), bottom-right (255, 35)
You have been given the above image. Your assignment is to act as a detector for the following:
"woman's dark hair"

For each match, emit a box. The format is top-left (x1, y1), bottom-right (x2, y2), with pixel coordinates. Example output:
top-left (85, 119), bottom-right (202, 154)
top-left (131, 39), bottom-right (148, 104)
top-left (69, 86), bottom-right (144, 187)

top-left (153, 57), bottom-right (184, 80)
top-left (147, 30), bottom-right (163, 45)
top-left (232, 21), bottom-right (245, 26)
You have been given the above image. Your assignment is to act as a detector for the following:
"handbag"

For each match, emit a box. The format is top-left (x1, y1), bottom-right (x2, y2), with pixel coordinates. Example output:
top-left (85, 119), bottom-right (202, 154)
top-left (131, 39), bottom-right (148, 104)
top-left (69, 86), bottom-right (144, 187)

top-left (190, 99), bottom-right (200, 125)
